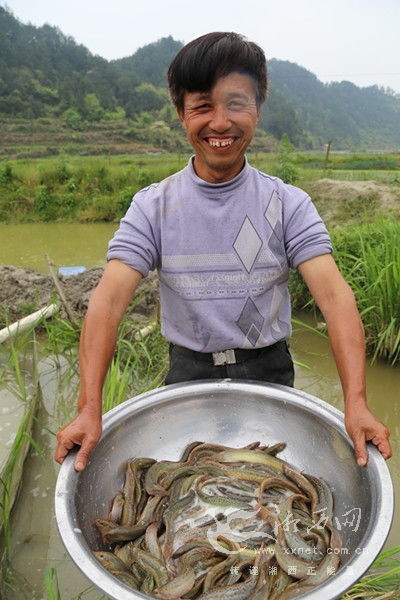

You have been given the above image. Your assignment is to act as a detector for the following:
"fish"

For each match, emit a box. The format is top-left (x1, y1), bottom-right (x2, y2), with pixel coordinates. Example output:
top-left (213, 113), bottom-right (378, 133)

top-left (216, 449), bottom-right (289, 474)
top-left (283, 465), bottom-right (319, 520)
top-left (145, 461), bottom-right (185, 496)
top-left (108, 491), bottom-right (125, 524)
top-left (277, 494), bottom-right (324, 563)
top-left (91, 440), bottom-right (342, 599)
top-left (198, 553), bottom-right (261, 600)
top-left (93, 550), bottom-right (131, 573)
top-left (129, 546), bottom-right (169, 588)
top-left (154, 565), bottom-right (196, 599)
top-left (304, 473), bottom-right (334, 524)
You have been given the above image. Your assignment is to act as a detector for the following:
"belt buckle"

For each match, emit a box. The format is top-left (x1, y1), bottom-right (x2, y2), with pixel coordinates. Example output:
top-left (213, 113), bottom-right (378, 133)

top-left (212, 349), bottom-right (236, 366)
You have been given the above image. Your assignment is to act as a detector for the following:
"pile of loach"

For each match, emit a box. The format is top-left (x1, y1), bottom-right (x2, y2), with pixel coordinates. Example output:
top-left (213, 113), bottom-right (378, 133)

top-left (92, 441), bottom-right (342, 600)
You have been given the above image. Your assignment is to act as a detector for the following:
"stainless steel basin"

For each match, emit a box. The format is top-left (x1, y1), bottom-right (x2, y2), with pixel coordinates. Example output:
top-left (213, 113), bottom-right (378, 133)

top-left (55, 380), bottom-right (394, 600)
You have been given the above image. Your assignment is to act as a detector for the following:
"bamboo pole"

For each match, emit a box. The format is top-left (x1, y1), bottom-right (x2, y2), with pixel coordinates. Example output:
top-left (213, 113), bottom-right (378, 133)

top-left (45, 253), bottom-right (80, 329)
top-left (0, 303), bottom-right (58, 344)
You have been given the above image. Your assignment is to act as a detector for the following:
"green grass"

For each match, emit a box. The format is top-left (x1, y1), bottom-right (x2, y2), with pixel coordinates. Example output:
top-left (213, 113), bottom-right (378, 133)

top-left (0, 328), bottom-right (42, 595)
top-left (1, 152), bottom-right (398, 222)
top-left (1, 305), bottom-right (164, 597)
top-left (289, 219), bottom-right (400, 365)
top-left (0, 154), bottom-right (190, 222)
top-left (340, 546), bottom-right (400, 599)
top-left (102, 319), bottom-right (168, 414)
top-left (333, 220), bottom-right (400, 364)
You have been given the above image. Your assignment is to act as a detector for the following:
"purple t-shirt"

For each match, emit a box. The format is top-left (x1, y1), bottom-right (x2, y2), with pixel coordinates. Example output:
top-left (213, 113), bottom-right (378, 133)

top-left (107, 158), bottom-right (332, 352)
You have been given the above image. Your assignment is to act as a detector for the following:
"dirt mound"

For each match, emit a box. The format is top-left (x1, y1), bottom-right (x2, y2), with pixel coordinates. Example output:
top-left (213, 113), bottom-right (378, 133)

top-left (306, 179), bottom-right (400, 225)
top-left (0, 265), bottom-right (158, 328)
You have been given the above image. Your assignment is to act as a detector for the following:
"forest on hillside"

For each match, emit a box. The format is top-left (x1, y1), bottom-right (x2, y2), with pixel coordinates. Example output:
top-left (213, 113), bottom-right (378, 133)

top-left (1, 6), bottom-right (400, 151)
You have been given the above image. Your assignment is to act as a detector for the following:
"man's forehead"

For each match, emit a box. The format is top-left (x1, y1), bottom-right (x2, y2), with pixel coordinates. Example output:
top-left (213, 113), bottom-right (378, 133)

top-left (189, 89), bottom-right (250, 100)
top-left (185, 75), bottom-right (257, 100)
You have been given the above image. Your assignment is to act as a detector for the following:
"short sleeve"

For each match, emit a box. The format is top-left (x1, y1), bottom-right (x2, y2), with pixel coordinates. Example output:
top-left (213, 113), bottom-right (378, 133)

top-left (107, 193), bottom-right (160, 277)
top-left (283, 188), bottom-right (332, 269)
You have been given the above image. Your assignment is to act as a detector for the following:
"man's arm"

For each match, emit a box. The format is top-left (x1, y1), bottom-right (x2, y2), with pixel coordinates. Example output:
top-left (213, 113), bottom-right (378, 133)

top-left (54, 259), bottom-right (143, 471)
top-left (298, 254), bottom-right (391, 466)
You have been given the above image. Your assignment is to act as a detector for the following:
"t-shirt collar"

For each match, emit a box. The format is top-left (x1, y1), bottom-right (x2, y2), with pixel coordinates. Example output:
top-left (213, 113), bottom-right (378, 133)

top-left (187, 156), bottom-right (250, 193)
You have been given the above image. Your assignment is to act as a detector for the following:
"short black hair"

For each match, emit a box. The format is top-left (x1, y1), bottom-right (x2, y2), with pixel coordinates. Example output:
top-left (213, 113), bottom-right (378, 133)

top-left (168, 32), bottom-right (268, 111)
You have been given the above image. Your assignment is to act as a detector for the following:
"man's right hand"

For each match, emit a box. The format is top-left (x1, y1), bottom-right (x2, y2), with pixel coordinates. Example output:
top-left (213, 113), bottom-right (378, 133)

top-left (54, 407), bottom-right (102, 471)
top-left (53, 260), bottom-right (143, 472)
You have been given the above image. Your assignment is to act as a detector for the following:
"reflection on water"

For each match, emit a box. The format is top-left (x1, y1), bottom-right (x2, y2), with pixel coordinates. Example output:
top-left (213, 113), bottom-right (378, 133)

top-left (0, 223), bottom-right (117, 273)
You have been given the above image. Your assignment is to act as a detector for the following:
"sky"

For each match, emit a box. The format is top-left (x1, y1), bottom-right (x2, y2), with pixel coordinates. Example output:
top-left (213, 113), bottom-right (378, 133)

top-left (2, 0), bottom-right (400, 93)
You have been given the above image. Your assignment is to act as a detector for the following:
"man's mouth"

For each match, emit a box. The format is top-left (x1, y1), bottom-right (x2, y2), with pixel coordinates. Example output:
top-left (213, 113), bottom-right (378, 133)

top-left (205, 137), bottom-right (236, 148)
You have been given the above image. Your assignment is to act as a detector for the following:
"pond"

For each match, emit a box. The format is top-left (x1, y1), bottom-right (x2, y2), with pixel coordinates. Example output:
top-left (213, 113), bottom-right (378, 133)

top-left (0, 223), bottom-right (117, 273)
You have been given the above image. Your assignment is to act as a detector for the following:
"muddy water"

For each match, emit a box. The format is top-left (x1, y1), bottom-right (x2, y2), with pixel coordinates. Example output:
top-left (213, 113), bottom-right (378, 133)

top-left (4, 317), bottom-right (399, 600)
top-left (0, 223), bottom-right (117, 273)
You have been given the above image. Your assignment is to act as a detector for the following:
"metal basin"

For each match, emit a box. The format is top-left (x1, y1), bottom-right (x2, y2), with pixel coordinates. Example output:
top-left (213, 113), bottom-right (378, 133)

top-left (55, 380), bottom-right (394, 600)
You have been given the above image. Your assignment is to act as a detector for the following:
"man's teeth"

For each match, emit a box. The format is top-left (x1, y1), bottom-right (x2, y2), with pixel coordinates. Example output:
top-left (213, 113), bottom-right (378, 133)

top-left (208, 139), bottom-right (234, 147)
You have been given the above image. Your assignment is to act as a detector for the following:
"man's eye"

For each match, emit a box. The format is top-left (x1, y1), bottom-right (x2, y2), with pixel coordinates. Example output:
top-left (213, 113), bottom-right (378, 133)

top-left (228, 101), bottom-right (246, 110)
top-left (195, 104), bottom-right (212, 111)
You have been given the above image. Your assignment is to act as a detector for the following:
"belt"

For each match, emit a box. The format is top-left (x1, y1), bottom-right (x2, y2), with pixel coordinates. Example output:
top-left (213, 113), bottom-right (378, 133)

top-left (171, 341), bottom-right (284, 367)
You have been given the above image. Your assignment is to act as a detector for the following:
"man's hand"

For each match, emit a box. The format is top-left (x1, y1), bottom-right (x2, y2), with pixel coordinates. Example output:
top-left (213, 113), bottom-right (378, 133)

top-left (345, 405), bottom-right (392, 467)
top-left (298, 255), bottom-right (392, 467)
top-left (54, 407), bottom-right (102, 471)
top-left (53, 260), bottom-right (143, 472)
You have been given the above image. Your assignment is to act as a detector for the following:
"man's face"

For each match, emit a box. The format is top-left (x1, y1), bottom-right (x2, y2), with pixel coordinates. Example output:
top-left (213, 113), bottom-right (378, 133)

top-left (178, 72), bottom-right (260, 184)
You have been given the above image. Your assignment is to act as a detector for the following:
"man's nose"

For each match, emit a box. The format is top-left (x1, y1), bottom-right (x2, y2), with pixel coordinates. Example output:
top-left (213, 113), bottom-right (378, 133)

top-left (209, 104), bottom-right (231, 131)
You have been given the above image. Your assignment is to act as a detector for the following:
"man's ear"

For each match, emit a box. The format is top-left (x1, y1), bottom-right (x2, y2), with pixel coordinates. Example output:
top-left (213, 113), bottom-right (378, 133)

top-left (177, 109), bottom-right (186, 129)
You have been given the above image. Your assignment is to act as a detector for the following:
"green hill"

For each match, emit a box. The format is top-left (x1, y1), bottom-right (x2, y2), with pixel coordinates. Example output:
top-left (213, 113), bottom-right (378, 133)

top-left (1, 6), bottom-right (399, 151)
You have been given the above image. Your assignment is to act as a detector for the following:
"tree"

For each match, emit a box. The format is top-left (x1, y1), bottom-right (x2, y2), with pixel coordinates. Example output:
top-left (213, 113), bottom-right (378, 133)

top-left (274, 134), bottom-right (299, 185)
top-left (83, 93), bottom-right (104, 121)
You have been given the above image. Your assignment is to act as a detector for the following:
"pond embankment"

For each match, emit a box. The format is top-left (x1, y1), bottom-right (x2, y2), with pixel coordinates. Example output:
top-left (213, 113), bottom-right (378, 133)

top-left (0, 265), bottom-right (159, 328)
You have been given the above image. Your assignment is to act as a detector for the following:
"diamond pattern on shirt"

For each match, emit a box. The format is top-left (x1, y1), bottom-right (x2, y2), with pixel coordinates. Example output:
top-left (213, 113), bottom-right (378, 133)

top-left (233, 216), bottom-right (262, 273)
top-left (270, 285), bottom-right (283, 339)
top-left (264, 190), bottom-right (283, 241)
top-left (236, 297), bottom-right (265, 346)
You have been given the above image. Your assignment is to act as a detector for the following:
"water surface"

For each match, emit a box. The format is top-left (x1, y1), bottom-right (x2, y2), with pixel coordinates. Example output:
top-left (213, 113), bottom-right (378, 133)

top-left (0, 223), bottom-right (117, 272)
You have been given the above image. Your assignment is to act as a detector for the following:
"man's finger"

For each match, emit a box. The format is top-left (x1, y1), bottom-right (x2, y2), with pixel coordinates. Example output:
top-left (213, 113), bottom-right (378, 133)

top-left (352, 431), bottom-right (368, 467)
top-left (74, 437), bottom-right (97, 472)
top-left (375, 437), bottom-right (392, 460)
top-left (54, 439), bottom-right (75, 464)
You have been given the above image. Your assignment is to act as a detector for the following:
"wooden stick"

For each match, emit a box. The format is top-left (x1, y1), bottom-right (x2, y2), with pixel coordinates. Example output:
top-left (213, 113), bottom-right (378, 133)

top-left (45, 254), bottom-right (80, 329)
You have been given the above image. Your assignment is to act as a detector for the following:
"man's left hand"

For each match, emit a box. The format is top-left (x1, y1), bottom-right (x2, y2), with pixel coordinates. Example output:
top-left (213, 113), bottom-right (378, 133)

top-left (345, 406), bottom-right (392, 467)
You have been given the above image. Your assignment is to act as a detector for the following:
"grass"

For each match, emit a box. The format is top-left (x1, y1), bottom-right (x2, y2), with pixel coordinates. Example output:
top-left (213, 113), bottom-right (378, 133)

top-left (289, 219), bottom-right (400, 365)
top-left (0, 305), bottom-right (165, 598)
top-left (333, 220), bottom-right (400, 364)
top-left (340, 546), bottom-right (400, 599)
top-left (1, 151), bottom-right (398, 222)
top-left (102, 319), bottom-right (168, 414)
top-left (0, 327), bottom-right (41, 594)
top-left (0, 153), bottom-right (190, 222)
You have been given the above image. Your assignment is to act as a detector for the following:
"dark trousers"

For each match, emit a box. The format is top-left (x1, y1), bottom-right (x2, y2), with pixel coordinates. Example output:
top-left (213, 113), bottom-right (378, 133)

top-left (164, 340), bottom-right (295, 387)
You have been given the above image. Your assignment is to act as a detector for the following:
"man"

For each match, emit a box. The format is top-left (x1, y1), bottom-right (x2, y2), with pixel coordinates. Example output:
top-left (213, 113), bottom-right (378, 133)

top-left (55, 32), bottom-right (391, 471)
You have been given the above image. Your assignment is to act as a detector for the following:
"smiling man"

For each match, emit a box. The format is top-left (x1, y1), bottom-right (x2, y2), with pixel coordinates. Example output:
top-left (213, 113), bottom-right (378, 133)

top-left (55, 32), bottom-right (391, 471)
top-left (177, 72), bottom-right (259, 182)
